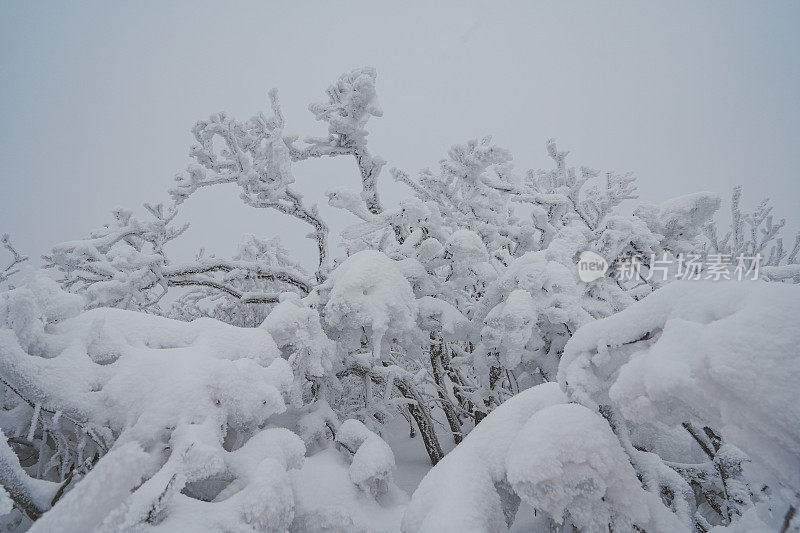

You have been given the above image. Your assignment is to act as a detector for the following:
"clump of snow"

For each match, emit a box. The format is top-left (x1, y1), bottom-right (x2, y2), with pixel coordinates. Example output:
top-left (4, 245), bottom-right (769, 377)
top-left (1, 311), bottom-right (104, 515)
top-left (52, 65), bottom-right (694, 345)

top-left (473, 245), bottom-right (593, 383)
top-left (323, 250), bottom-right (417, 359)
top-left (481, 289), bottom-right (537, 368)
top-left (0, 273), bottom-right (83, 356)
top-left (443, 230), bottom-right (489, 266)
top-left (291, 448), bottom-right (407, 533)
top-left (295, 401), bottom-right (341, 454)
top-left (29, 442), bottom-right (150, 533)
top-left (226, 427), bottom-right (307, 480)
top-left (309, 66), bottom-right (382, 145)
top-left (634, 192), bottom-right (721, 250)
top-left (415, 296), bottom-right (470, 341)
top-left (442, 229), bottom-right (497, 291)
top-left (506, 403), bottom-right (654, 530)
top-left (263, 292), bottom-right (338, 379)
top-left (403, 383), bottom-right (685, 532)
top-left (336, 419), bottom-right (396, 498)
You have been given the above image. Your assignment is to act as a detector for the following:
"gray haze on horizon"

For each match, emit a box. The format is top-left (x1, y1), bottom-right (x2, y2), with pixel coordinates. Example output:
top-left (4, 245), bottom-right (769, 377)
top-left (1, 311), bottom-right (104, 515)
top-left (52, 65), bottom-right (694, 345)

top-left (2, 1), bottom-right (799, 271)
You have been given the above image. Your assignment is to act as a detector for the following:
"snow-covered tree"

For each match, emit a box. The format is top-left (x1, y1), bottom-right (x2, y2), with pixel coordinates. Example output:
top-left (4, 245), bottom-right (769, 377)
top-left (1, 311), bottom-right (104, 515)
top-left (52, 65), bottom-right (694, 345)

top-left (3, 67), bottom-right (798, 531)
top-left (333, 135), bottom-right (731, 447)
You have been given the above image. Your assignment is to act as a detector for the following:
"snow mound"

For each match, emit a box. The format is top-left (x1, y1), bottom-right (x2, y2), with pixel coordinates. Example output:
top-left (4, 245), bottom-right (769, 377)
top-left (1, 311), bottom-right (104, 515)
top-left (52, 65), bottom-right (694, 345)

top-left (402, 383), bottom-right (567, 532)
top-left (404, 384), bottom-right (685, 532)
top-left (291, 448), bottom-right (407, 533)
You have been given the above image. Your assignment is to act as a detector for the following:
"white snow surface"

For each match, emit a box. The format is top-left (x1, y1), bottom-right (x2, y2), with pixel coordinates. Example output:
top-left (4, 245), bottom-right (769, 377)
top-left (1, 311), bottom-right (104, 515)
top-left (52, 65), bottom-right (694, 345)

top-left (402, 383), bottom-right (568, 533)
top-left (291, 448), bottom-right (407, 533)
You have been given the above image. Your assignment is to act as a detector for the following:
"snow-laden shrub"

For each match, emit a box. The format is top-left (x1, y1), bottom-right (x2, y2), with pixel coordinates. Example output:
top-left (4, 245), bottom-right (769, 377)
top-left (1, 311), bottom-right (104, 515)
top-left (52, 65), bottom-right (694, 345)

top-left (406, 281), bottom-right (799, 531)
top-left (0, 275), bottom-right (405, 531)
top-left (322, 250), bottom-right (418, 360)
top-left (262, 292), bottom-right (338, 383)
top-left (560, 280), bottom-right (800, 529)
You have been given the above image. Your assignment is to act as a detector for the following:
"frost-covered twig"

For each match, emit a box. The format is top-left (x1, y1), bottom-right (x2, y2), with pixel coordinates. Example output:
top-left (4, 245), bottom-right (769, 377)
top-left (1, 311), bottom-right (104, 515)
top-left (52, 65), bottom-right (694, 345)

top-left (705, 186), bottom-right (800, 282)
top-left (0, 234), bottom-right (28, 286)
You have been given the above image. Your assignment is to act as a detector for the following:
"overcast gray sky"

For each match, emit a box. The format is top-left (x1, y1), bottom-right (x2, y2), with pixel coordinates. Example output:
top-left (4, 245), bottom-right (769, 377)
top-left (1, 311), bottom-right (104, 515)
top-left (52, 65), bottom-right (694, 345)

top-left (2, 1), bottom-right (798, 269)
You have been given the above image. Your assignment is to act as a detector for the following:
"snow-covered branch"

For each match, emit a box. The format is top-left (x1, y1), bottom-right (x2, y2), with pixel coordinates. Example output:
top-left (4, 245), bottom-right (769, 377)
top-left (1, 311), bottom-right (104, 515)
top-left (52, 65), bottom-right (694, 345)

top-left (0, 234), bottom-right (28, 287)
top-left (296, 67), bottom-right (386, 215)
top-left (705, 185), bottom-right (800, 282)
top-left (170, 89), bottom-right (330, 280)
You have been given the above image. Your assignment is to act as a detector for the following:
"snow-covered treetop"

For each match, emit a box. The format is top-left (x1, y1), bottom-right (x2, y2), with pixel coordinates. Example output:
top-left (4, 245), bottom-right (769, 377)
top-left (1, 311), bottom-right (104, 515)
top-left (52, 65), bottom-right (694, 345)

top-left (307, 66), bottom-right (382, 149)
